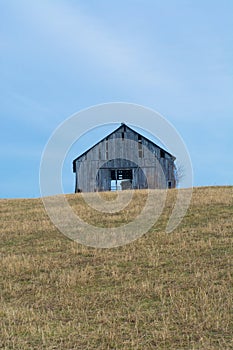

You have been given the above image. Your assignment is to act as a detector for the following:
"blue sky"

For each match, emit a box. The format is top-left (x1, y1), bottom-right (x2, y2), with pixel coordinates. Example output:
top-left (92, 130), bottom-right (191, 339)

top-left (1, 0), bottom-right (232, 198)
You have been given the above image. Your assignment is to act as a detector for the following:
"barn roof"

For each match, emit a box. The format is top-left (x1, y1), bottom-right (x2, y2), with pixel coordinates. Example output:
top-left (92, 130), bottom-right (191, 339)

top-left (73, 123), bottom-right (175, 164)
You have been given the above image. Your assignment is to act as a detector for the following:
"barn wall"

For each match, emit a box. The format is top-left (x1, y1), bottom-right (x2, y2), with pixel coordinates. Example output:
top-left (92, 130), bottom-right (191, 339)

top-left (74, 125), bottom-right (176, 192)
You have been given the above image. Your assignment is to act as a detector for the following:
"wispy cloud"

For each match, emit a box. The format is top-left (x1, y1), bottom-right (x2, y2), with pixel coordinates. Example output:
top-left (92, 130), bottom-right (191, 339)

top-left (11, 0), bottom-right (176, 89)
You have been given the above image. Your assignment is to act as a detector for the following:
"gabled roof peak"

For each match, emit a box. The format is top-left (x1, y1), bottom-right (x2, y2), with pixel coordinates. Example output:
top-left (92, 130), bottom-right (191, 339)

top-left (72, 122), bottom-right (175, 164)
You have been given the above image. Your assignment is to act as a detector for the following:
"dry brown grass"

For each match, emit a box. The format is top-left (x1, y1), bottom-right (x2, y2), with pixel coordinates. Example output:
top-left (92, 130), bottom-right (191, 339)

top-left (0, 186), bottom-right (232, 349)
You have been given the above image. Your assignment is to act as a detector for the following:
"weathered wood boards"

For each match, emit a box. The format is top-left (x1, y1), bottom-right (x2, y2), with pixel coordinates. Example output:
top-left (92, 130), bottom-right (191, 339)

top-left (73, 124), bottom-right (176, 192)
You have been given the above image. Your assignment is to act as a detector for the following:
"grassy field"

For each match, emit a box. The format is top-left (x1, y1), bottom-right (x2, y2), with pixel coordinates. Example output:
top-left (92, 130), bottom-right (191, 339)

top-left (0, 186), bottom-right (232, 349)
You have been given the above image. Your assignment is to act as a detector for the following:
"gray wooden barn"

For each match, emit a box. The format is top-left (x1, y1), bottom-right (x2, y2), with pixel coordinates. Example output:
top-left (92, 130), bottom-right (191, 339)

top-left (73, 123), bottom-right (176, 192)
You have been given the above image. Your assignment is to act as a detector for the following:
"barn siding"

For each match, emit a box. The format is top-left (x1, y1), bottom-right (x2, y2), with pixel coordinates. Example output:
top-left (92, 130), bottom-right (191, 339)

top-left (74, 125), bottom-right (176, 192)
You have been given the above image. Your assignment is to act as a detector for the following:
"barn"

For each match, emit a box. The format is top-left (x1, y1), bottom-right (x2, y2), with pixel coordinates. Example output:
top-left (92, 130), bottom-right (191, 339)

top-left (72, 123), bottom-right (176, 192)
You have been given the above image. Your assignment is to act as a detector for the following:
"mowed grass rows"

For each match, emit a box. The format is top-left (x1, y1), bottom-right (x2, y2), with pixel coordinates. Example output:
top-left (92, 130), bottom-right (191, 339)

top-left (0, 187), bottom-right (232, 349)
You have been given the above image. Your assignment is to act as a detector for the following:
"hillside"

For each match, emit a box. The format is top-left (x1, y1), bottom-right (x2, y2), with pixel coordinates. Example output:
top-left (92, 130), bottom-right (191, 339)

top-left (0, 187), bottom-right (232, 349)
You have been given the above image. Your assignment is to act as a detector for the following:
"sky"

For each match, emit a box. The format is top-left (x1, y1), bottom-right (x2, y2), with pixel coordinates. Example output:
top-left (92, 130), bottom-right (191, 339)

top-left (0, 0), bottom-right (232, 198)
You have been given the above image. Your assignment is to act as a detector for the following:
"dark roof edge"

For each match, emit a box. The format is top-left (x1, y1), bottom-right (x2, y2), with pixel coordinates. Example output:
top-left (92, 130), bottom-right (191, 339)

top-left (72, 123), bottom-right (175, 165)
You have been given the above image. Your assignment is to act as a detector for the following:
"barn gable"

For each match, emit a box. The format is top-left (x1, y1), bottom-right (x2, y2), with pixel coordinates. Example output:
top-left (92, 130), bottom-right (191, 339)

top-left (73, 123), bottom-right (176, 192)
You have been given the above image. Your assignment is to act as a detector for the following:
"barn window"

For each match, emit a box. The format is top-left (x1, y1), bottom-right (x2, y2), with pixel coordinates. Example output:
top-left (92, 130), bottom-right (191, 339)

top-left (160, 149), bottom-right (165, 158)
top-left (138, 145), bottom-right (143, 158)
top-left (138, 135), bottom-right (143, 158)
top-left (167, 181), bottom-right (172, 189)
top-left (106, 139), bottom-right (108, 159)
top-left (122, 132), bottom-right (124, 140)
